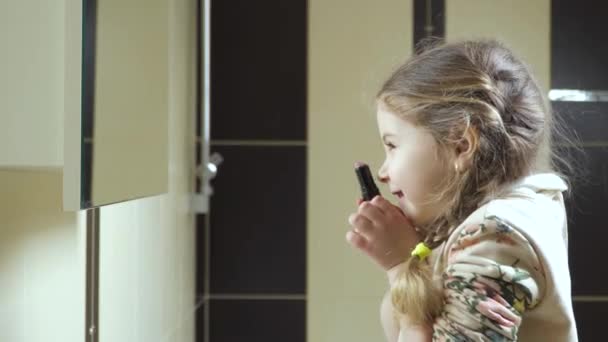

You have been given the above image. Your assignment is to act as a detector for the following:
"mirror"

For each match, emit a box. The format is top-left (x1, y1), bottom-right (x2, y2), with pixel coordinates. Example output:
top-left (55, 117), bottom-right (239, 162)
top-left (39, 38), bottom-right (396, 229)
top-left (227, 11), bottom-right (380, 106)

top-left (64, 0), bottom-right (169, 210)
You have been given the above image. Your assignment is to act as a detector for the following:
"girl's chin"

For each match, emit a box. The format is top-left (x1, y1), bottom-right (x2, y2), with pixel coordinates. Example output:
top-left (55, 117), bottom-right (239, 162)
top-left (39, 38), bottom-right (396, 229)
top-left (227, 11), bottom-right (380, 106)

top-left (399, 202), bottom-right (433, 230)
top-left (398, 200), bottom-right (418, 224)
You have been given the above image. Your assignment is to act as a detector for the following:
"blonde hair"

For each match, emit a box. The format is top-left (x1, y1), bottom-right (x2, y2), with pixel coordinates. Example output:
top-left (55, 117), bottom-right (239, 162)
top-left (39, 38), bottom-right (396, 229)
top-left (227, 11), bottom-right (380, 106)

top-left (377, 38), bottom-right (577, 325)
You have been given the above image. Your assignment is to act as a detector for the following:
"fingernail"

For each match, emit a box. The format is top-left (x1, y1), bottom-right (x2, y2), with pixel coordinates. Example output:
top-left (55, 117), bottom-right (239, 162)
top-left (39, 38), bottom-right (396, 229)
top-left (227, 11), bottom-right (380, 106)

top-left (346, 231), bottom-right (354, 242)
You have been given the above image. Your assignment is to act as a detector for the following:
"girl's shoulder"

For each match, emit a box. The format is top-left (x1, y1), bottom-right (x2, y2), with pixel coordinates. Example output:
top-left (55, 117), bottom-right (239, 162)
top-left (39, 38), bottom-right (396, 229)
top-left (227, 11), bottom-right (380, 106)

top-left (432, 173), bottom-right (569, 277)
top-left (447, 172), bottom-right (568, 253)
top-left (483, 184), bottom-right (568, 248)
top-left (434, 185), bottom-right (568, 291)
top-left (485, 172), bottom-right (568, 239)
top-left (444, 188), bottom-right (567, 257)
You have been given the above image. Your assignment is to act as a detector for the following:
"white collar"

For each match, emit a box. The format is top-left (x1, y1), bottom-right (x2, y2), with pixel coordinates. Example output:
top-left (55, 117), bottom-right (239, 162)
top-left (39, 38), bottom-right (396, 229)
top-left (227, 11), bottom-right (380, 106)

top-left (478, 172), bottom-right (568, 208)
top-left (511, 173), bottom-right (568, 193)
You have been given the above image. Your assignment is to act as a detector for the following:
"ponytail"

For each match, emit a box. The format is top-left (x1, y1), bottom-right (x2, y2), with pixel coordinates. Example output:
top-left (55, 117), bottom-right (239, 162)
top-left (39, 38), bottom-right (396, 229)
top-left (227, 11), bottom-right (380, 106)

top-left (390, 239), bottom-right (443, 325)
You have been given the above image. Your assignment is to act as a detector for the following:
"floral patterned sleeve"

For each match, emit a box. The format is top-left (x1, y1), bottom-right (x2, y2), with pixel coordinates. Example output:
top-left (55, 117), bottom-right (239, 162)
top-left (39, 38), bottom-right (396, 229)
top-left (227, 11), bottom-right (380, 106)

top-left (432, 215), bottom-right (545, 341)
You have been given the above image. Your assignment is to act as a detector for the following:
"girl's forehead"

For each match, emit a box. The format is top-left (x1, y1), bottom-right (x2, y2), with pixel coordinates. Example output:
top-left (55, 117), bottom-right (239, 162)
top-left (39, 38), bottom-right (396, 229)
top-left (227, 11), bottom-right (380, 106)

top-left (376, 106), bottom-right (415, 134)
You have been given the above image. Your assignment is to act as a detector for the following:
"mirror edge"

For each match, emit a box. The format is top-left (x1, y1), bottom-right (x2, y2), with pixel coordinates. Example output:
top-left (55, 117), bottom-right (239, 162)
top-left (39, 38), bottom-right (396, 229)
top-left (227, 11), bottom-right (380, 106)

top-left (63, 0), bottom-right (83, 211)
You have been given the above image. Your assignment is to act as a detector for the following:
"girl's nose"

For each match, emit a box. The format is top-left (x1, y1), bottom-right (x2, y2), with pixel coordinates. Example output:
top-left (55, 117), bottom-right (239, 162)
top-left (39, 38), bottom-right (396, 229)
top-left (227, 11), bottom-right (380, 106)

top-left (377, 175), bottom-right (388, 184)
top-left (377, 173), bottom-right (389, 184)
top-left (377, 163), bottom-right (389, 183)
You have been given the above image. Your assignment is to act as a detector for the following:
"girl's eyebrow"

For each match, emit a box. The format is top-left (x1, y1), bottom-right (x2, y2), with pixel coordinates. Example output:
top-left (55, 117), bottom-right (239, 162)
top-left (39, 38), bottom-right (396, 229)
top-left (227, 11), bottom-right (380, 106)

top-left (381, 133), bottom-right (396, 141)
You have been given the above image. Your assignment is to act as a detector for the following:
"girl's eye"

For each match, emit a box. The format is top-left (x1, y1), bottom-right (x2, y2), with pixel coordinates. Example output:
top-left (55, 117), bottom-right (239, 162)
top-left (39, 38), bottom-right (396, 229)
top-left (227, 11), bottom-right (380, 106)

top-left (385, 142), bottom-right (396, 150)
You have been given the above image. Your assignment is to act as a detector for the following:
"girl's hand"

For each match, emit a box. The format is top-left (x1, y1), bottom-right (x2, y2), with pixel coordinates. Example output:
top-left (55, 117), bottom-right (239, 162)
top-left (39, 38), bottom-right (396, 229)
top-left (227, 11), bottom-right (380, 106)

top-left (346, 195), bottom-right (421, 270)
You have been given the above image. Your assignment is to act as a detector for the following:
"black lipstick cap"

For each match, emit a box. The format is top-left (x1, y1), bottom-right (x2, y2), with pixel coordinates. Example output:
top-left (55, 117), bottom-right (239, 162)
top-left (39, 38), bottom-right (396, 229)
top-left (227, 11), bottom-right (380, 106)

top-left (354, 162), bottom-right (381, 201)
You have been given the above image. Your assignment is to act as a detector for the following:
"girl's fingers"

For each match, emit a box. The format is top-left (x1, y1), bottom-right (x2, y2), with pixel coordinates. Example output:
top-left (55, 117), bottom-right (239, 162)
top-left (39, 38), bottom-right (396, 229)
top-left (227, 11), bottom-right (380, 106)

top-left (358, 201), bottom-right (385, 223)
top-left (486, 310), bottom-right (514, 327)
top-left (371, 195), bottom-right (406, 217)
top-left (478, 298), bottom-right (521, 327)
top-left (370, 195), bottom-right (392, 214)
top-left (489, 298), bottom-right (520, 323)
top-left (346, 230), bottom-right (369, 251)
top-left (347, 213), bottom-right (357, 226)
top-left (348, 213), bottom-right (374, 235)
top-left (372, 195), bottom-right (414, 225)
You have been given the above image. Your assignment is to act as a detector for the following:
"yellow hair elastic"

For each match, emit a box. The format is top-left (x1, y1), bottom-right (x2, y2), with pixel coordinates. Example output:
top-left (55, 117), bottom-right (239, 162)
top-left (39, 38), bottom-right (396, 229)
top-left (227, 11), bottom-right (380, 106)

top-left (411, 242), bottom-right (432, 261)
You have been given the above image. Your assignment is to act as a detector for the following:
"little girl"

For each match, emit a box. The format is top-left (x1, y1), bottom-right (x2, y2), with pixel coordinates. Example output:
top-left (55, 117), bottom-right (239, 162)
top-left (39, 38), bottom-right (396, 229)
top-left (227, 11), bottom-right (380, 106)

top-left (347, 39), bottom-right (578, 341)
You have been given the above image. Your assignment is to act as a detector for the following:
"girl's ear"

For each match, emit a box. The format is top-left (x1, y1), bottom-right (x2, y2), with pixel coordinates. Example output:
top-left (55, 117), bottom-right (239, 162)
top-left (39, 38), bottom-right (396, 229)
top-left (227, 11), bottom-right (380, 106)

top-left (454, 126), bottom-right (478, 171)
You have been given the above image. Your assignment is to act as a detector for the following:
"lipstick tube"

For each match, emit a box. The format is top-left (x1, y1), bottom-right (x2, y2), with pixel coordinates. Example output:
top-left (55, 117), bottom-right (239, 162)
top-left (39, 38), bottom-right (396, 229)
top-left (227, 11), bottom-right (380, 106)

top-left (354, 162), bottom-right (381, 201)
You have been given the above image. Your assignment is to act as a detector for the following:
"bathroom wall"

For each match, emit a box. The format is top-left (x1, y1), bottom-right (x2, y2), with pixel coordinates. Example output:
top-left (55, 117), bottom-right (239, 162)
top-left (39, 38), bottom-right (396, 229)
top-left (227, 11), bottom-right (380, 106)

top-left (0, 169), bottom-right (85, 342)
top-left (308, 1), bottom-right (413, 341)
top-left (446, 0), bottom-right (550, 91)
top-left (550, 1), bottom-right (608, 339)
top-left (196, 0), bottom-right (308, 341)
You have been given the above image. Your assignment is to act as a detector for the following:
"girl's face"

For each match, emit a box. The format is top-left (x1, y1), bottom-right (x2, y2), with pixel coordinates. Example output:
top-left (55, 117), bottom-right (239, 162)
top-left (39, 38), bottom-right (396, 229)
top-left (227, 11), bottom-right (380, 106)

top-left (376, 104), bottom-right (447, 227)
